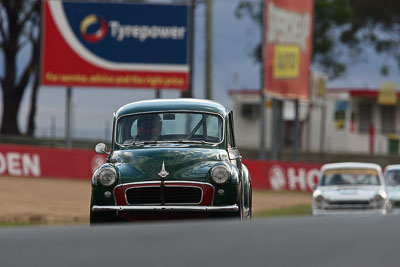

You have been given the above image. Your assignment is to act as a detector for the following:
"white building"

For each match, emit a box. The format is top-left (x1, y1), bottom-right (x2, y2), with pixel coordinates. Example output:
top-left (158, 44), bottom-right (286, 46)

top-left (229, 87), bottom-right (400, 156)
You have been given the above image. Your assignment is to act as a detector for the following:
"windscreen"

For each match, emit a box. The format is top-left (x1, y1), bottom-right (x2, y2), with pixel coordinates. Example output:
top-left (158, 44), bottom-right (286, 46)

top-left (385, 169), bottom-right (400, 186)
top-left (320, 168), bottom-right (380, 186)
top-left (116, 112), bottom-right (223, 145)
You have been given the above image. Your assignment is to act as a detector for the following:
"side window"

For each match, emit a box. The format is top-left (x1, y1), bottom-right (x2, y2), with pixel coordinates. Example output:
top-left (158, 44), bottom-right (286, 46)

top-left (227, 112), bottom-right (236, 148)
top-left (226, 118), bottom-right (232, 148)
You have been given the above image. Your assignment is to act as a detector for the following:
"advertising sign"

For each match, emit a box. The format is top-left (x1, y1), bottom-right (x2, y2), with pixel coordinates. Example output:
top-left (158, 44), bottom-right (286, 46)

top-left (244, 159), bottom-right (322, 192)
top-left (0, 144), bottom-right (106, 180)
top-left (41, 1), bottom-right (189, 89)
top-left (264, 0), bottom-right (314, 100)
top-left (0, 143), bottom-right (322, 193)
top-left (378, 81), bottom-right (397, 106)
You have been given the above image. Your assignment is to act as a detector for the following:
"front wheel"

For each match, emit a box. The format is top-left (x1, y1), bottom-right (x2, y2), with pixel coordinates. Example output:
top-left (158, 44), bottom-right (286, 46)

top-left (248, 185), bottom-right (252, 219)
top-left (237, 182), bottom-right (252, 220)
top-left (235, 183), bottom-right (244, 220)
top-left (90, 200), bottom-right (117, 225)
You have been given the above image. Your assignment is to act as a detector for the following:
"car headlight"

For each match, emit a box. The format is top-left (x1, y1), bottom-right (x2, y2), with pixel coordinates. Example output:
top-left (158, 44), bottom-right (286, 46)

top-left (211, 165), bottom-right (231, 184)
top-left (373, 193), bottom-right (387, 208)
top-left (375, 194), bottom-right (384, 202)
top-left (96, 167), bottom-right (117, 187)
top-left (315, 195), bottom-right (325, 203)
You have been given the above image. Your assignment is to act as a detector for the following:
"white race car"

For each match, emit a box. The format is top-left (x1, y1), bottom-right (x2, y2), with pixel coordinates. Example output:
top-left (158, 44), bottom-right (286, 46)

top-left (313, 162), bottom-right (390, 215)
top-left (384, 164), bottom-right (400, 212)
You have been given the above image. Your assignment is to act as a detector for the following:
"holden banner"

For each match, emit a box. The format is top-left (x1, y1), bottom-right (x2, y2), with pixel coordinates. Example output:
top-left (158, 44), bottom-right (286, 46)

top-left (41, 0), bottom-right (189, 90)
top-left (0, 143), bottom-right (322, 192)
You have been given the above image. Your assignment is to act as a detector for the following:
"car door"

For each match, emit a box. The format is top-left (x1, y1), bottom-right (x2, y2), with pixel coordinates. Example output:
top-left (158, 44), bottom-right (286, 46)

top-left (227, 111), bottom-right (242, 172)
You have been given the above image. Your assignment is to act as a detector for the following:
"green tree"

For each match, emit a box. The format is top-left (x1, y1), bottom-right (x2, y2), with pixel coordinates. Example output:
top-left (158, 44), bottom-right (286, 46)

top-left (0, 0), bottom-right (40, 136)
top-left (236, 0), bottom-right (400, 79)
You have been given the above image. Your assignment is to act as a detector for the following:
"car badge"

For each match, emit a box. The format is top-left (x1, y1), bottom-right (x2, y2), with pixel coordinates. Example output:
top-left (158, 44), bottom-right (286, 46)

top-left (158, 161), bottom-right (169, 178)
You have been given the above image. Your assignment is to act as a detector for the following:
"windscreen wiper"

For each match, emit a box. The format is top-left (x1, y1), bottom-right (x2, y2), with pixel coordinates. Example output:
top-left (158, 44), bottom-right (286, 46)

top-left (176, 140), bottom-right (217, 146)
top-left (143, 140), bottom-right (159, 145)
top-left (120, 140), bottom-right (144, 147)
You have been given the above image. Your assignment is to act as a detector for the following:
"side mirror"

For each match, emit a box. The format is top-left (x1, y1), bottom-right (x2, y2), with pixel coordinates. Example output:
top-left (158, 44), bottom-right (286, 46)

top-left (95, 143), bottom-right (108, 154)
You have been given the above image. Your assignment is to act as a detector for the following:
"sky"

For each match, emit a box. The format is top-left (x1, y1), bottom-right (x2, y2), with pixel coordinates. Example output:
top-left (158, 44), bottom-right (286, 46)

top-left (2, 0), bottom-right (400, 141)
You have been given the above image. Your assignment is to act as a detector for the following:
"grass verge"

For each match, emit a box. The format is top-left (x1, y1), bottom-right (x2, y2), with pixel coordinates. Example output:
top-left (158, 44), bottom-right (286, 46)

top-left (0, 221), bottom-right (44, 227)
top-left (254, 204), bottom-right (312, 218)
top-left (254, 189), bottom-right (312, 197)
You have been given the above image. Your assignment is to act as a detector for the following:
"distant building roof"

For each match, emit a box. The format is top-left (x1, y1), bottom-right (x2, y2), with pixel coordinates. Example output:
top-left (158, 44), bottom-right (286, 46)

top-left (329, 88), bottom-right (400, 98)
top-left (229, 88), bottom-right (400, 98)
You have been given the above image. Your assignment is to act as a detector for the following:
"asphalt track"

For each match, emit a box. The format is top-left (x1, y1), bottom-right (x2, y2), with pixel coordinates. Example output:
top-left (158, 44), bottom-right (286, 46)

top-left (1, 215), bottom-right (400, 267)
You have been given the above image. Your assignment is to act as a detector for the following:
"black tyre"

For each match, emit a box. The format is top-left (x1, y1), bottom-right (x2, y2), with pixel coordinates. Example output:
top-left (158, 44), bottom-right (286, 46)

top-left (248, 184), bottom-right (252, 219)
top-left (90, 200), bottom-right (117, 225)
top-left (235, 183), bottom-right (244, 220)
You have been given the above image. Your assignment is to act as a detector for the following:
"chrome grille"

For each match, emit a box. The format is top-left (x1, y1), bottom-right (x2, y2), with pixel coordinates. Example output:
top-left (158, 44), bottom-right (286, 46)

top-left (392, 201), bottom-right (400, 208)
top-left (126, 186), bottom-right (202, 205)
top-left (325, 200), bottom-right (372, 210)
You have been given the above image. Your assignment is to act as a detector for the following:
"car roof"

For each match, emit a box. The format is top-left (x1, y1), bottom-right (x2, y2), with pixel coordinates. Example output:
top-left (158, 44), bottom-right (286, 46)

top-left (115, 98), bottom-right (229, 118)
top-left (321, 162), bottom-right (382, 173)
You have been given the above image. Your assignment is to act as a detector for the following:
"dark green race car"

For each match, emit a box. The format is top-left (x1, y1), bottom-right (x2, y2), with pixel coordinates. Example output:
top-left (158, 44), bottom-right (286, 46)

top-left (90, 99), bottom-right (252, 223)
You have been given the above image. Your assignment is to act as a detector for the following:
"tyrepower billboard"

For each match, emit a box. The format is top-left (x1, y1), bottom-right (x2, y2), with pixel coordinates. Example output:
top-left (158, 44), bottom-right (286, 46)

top-left (264, 0), bottom-right (314, 100)
top-left (41, 1), bottom-right (189, 89)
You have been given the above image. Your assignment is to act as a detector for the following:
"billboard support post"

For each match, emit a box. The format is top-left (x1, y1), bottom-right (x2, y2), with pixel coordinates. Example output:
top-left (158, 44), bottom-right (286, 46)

top-left (182, 0), bottom-right (196, 98)
top-left (271, 98), bottom-right (277, 160)
top-left (155, 89), bottom-right (161, 99)
top-left (278, 99), bottom-right (284, 160)
top-left (292, 98), bottom-right (299, 161)
top-left (259, 0), bottom-right (266, 160)
top-left (271, 99), bottom-right (284, 160)
top-left (65, 87), bottom-right (72, 148)
top-left (205, 0), bottom-right (213, 100)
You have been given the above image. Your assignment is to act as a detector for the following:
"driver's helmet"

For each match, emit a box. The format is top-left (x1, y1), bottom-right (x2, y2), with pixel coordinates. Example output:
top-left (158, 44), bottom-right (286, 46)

top-left (331, 174), bottom-right (345, 185)
top-left (136, 114), bottom-right (162, 140)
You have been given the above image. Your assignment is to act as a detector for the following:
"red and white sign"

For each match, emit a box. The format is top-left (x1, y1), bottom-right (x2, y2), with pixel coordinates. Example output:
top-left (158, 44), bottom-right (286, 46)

top-left (0, 144), bottom-right (322, 192)
top-left (264, 0), bottom-right (314, 100)
top-left (244, 160), bottom-right (322, 192)
top-left (0, 144), bottom-right (105, 180)
top-left (40, 1), bottom-right (189, 89)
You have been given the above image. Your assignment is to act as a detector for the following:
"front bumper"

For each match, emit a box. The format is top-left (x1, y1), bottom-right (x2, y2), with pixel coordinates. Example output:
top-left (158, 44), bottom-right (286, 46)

top-left (312, 208), bottom-right (388, 216)
top-left (92, 205), bottom-right (238, 212)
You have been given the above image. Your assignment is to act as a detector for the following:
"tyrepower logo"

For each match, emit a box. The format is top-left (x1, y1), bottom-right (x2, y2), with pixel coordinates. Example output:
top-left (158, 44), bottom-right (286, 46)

top-left (80, 14), bottom-right (108, 43)
top-left (80, 15), bottom-right (187, 43)
top-left (0, 152), bottom-right (41, 177)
